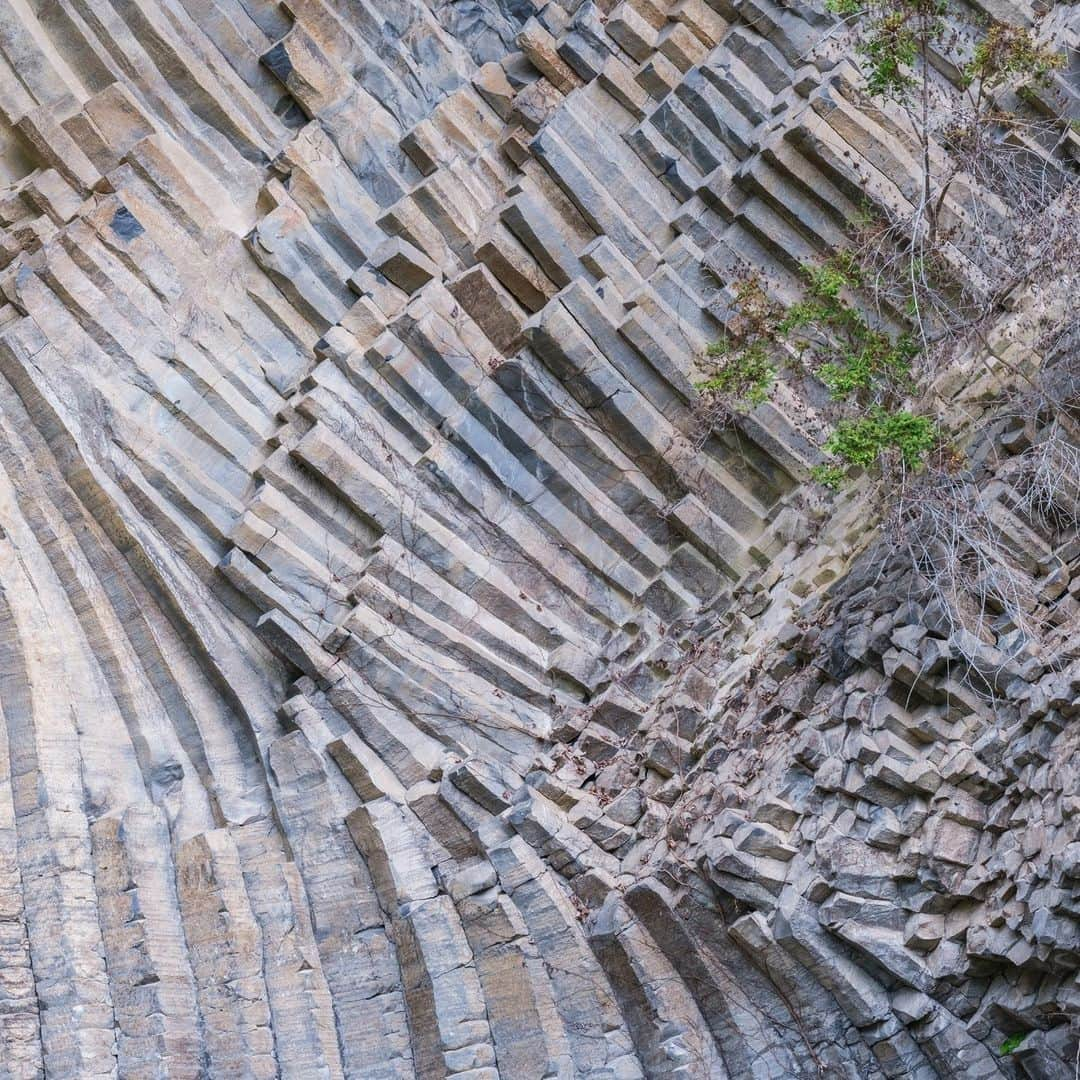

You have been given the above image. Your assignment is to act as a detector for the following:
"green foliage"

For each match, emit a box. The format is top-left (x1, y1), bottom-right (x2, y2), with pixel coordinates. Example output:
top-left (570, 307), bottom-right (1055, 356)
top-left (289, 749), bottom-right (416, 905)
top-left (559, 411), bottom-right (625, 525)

top-left (962, 24), bottom-right (1064, 92)
top-left (824, 409), bottom-right (937, 470)
top-left (697, 275), bottom-right (781, 411)
top-left (829, 0), bottom-right (1062, 110)
top-left (825, 0), bottom-right (947, 102)
top-left (780, 255), bottom-right (918, 403)
top-left (818, 338), bottom-right (915, 398)
top-left (699, 254), bottom-right (938, 486)
top-left (748, 0), bottom-right (1070, 496)
top-left (999, 1033), bottom-right (1027, 1055)
top-left (811, 464), bottom-right (848, 489)
top-left (862, 9), bottom-right (922, 98)
top-left (805, 249), bottom-right (862, 297)
top-left (697, 340), bottom-right (775, 408)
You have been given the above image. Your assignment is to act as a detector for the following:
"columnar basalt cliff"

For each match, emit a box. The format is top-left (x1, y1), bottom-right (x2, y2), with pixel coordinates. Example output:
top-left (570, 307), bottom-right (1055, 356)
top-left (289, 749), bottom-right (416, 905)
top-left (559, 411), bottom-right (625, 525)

top-left (0, 0), bottom-right (1075, 1076)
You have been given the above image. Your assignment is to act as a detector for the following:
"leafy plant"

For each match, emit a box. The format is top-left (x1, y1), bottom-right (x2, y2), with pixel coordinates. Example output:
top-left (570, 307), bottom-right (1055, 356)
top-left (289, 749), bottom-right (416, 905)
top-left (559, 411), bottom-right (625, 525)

top-left (999, 1032), bottom-right (1027, 1055)
top-left (824, 409), bottom-right (937, 469)
top-left (700, 255), bottom-right (938, 485)
top-left (697, 275), bottom-right (783, 410)
top-left (804, 0), bottom-right (1076, 466)
top-left (962, 23), bottom-right (1063, 94)
top-left (694, 0), bottom-right (1080, 705)
top-left (699, 0), bottom-right (1072, 509)
top-left (824, 0), bottom-right (1065, 254)
top-left (780, 255), bottom-right (919, 403)
top-left (697, 342), bottom-right (775, 408)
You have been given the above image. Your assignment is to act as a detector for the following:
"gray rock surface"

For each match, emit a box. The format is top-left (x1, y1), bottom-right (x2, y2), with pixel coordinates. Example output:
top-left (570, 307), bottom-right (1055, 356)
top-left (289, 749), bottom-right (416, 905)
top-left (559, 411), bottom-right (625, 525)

top-left (0, 0), bottom-right (1074, 1076)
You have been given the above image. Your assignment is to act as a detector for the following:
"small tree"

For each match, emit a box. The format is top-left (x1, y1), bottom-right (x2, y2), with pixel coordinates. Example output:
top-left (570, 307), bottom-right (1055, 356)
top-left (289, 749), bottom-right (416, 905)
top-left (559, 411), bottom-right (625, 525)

top-left (825, 0), bottom-right (1064, 244)
top-left (697, 4), bottom-right (1076, 688)
top-left (700, 2), bottom-right (1072, 475)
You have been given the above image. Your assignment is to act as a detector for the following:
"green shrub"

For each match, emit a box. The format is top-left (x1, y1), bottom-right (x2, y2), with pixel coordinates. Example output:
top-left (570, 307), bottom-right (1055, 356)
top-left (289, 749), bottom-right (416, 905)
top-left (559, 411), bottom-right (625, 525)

top-left (697, 275), bottom-right (782, 410)
top-left (699, 339), bottom-right (776, 408)
top-left (824, 409), bottom-right (937, 470)
top-left (999, 1033), bottom-right (1027, 1055)
top-left (700, 254), bottom-right (937, 486)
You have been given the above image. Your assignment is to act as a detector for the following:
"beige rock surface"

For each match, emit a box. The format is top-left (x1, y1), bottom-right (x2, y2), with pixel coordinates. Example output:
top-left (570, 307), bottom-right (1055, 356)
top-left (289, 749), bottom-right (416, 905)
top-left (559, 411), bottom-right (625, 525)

top-left (0, 0), bottom-right (1075, 1076)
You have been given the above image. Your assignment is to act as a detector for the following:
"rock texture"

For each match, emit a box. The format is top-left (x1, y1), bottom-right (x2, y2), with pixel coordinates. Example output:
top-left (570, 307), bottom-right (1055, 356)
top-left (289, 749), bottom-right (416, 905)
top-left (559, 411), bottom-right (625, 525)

top-left (0, 0), bottom-right (1075, 1076)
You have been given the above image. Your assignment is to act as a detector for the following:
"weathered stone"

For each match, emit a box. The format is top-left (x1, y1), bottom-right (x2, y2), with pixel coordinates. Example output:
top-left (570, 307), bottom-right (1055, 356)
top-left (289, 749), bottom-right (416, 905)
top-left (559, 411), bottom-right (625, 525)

top-left (370, 236), bottom-right (440, 293)
top-left (0, 0), bottom-right (1073, 1075)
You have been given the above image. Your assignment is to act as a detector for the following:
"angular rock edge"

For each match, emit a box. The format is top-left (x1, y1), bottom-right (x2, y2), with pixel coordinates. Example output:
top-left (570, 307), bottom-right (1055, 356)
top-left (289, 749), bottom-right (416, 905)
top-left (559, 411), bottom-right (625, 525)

top-left (0, 0), bottom-right (1075, 1077)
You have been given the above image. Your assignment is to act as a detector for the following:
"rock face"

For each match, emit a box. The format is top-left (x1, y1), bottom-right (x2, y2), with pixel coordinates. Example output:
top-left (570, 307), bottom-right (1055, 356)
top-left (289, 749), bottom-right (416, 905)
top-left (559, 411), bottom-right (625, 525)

top-left (0, 0), bottom-right (1075, 1076)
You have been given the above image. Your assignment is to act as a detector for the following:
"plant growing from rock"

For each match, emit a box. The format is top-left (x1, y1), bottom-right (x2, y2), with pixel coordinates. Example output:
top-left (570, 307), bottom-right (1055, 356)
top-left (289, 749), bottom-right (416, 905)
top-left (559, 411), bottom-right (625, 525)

top-left (825, 0), bottom-right (1064, 241)
top-left (824, 0), bottom-right (1072, 375)
top-left (698, 252), bottom-right (939, 487)
top-left (699, 1), bottom-right (1077, 691)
